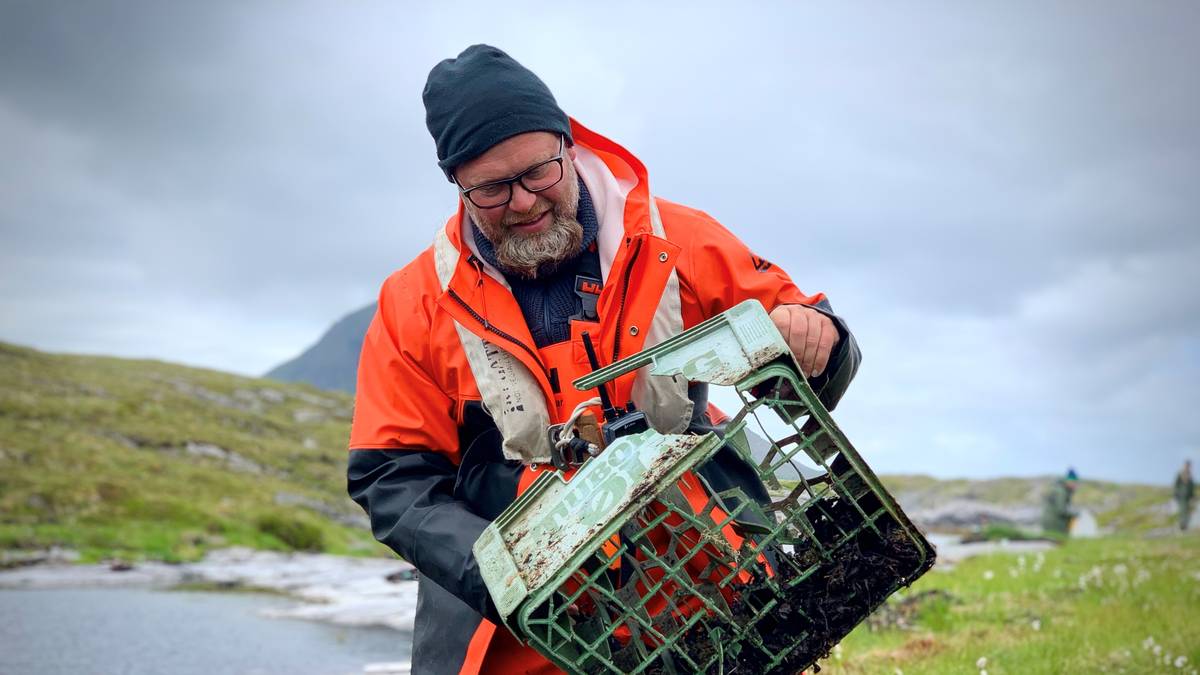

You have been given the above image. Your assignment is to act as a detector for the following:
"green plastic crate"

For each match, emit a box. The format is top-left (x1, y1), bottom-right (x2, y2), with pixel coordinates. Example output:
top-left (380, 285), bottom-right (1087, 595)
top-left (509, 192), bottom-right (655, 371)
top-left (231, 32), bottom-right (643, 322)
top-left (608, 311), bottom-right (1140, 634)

top-left (473, 300), bottom-right (934, 674)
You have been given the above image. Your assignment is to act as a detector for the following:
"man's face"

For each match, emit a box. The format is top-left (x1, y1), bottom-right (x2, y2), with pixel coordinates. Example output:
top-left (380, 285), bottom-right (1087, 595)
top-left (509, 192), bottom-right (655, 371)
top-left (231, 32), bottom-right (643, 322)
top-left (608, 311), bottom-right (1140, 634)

top-left (455, 131), bottom-right (582, 279)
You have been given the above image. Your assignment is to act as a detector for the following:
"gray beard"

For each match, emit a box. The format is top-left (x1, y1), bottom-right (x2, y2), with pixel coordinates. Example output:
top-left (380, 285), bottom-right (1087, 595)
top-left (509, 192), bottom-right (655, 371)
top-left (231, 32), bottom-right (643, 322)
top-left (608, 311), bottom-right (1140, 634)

top-left (493, 216), bottom-right (584, 279)
top-left (471, 174), bottom-right (584, 279)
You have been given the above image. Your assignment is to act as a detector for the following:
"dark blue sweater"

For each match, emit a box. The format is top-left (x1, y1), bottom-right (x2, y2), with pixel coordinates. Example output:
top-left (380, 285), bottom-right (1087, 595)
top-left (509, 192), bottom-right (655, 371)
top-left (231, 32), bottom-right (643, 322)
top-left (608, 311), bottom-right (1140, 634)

top-left (472, 178), bottom-right (601, 348)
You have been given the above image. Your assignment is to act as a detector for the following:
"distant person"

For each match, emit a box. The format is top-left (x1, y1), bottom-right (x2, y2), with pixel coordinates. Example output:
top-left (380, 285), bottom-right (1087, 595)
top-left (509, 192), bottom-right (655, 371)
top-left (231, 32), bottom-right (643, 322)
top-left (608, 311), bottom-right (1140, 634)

top-left (1041, 468), bottom-right (1078, 537)
top-left (1175, 460), bottom-right (1194, 531)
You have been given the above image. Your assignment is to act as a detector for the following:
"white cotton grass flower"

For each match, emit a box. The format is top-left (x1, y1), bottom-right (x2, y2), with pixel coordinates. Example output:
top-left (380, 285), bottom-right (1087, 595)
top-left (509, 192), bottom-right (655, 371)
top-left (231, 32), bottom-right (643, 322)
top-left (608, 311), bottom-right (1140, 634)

top-left (1142, 636), bottom-right (1155, 650)
top-left (976, 656), bottom-right (988, 669)
top-left (1078, 565), bottom-right (1105, 590)
top-left (983, 569), bottom-right (995, 580)
top-left (1154, 644), bottom-right (1164, 656)
top-left (1031, 619), bottom-right (1042, 631)
top-left (893, 669), bottom-right (904, 675)
top-left (832, 643), bottom-right (843, 660)
top-left (1175, 655), bottom-right (1188, 668)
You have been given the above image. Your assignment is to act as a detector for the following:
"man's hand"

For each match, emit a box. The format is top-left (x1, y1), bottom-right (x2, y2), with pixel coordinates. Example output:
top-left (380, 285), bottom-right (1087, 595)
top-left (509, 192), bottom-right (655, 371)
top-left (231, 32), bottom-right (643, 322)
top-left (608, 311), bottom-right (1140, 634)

top-left (769, 304), bottom-right (840, 378)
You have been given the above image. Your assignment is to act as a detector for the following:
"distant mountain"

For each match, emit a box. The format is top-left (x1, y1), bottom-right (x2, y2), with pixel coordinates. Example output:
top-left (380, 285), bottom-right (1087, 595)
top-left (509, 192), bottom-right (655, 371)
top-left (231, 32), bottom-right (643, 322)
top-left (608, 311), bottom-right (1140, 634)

top-left (266, 303), bottom-right (374, 393)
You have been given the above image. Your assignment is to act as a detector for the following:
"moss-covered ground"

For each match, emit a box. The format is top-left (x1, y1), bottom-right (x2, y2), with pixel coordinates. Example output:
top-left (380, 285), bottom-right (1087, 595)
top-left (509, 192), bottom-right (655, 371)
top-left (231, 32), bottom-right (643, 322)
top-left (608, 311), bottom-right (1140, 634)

top-left (0, 341), bottom-right (383, 562)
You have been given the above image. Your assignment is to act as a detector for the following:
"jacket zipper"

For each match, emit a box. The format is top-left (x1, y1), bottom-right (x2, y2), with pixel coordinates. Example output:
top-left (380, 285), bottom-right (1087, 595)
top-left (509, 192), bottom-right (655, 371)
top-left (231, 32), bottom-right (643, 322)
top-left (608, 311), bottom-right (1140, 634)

top-left (611, 237), bottom-right (643, 361)
top-left (446, 286), bottom-right (548, 380)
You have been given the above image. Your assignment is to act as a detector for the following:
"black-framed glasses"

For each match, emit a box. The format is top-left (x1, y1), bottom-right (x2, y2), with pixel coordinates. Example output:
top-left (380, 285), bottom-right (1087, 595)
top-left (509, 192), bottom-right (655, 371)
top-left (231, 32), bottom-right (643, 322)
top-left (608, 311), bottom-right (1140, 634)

top-left (454, 136), bottom-right (566, 209)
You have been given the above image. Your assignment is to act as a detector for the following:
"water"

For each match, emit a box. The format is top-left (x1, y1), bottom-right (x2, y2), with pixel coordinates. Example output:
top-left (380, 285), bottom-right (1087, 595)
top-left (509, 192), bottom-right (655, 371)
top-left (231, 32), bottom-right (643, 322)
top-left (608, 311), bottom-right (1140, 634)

top-left (0, 588), bottom-right (411, 675)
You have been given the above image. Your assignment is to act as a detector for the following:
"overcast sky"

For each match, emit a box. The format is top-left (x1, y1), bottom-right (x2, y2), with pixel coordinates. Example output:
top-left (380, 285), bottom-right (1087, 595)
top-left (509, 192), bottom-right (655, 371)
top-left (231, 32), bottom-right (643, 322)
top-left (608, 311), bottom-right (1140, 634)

top-left (2, 1), bottom-right (1197, 484)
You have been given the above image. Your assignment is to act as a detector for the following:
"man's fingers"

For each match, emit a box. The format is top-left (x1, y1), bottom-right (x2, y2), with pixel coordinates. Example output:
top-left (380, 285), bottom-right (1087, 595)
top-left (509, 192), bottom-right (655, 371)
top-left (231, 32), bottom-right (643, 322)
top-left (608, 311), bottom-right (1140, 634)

top-left (800, 309), bottom-right (820, 376)
top-left (770, 307), bottom-right (792, 342)
top-left (777, 306), bottom-right (811, 373)
top-left (770, 304), bottom-right (840, 379)
top-left (812, 317), bottom-right (837, 377)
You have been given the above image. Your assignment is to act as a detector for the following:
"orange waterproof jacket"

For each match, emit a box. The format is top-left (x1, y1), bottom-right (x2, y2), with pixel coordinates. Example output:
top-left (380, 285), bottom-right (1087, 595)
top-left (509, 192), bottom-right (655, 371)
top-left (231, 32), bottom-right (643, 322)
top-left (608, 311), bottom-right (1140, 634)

top-left (347, 119), bottom-right (861, 674)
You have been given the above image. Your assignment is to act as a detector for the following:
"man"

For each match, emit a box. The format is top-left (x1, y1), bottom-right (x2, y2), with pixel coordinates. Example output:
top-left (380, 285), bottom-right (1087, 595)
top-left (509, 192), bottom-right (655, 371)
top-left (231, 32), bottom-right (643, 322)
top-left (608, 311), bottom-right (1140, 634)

top-left (347, 44), bottom-right (861, 675)
top-left (1175, 460), bottom-right (1194, 531)
top-left (1041, 468), bottom-right (1079, 537)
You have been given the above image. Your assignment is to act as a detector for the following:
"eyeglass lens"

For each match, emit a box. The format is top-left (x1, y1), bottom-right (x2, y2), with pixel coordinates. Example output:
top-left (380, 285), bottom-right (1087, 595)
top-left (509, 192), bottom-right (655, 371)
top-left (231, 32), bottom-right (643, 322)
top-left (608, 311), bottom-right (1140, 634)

top-left (467, 159), bottom-right (564, 208)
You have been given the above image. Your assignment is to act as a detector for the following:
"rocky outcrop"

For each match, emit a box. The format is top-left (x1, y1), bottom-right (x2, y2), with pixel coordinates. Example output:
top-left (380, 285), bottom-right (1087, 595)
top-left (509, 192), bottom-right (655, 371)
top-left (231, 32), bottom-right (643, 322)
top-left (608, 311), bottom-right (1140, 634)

top-left (903, 498), bottom-right (1042, 530)
top-left (0, 547), bottom-right (418, 632)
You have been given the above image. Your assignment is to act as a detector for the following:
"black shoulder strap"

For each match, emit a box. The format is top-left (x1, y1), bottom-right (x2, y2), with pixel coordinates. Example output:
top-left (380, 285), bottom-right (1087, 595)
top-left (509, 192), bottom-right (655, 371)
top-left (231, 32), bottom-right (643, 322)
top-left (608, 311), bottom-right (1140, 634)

top-left (571, 248), bottom-right (603, 322)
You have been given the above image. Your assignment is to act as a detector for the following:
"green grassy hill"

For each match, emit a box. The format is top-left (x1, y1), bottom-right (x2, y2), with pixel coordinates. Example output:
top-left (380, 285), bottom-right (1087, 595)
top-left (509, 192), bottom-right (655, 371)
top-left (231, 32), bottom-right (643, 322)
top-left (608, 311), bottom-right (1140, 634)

top-left (0, 341), bottom-right (381, 562)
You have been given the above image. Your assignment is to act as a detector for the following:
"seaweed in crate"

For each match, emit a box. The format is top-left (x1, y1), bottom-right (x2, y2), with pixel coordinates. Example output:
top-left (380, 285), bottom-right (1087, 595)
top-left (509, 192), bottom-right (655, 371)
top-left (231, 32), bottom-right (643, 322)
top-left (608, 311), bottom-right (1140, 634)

top-left (650, 502), bottom-right (930, 675)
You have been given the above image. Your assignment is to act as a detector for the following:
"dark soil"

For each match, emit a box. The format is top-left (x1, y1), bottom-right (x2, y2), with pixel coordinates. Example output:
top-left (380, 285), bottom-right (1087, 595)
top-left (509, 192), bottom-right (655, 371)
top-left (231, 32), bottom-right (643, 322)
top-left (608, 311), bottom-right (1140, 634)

top-left (637, 495), bottom-right (934, 675)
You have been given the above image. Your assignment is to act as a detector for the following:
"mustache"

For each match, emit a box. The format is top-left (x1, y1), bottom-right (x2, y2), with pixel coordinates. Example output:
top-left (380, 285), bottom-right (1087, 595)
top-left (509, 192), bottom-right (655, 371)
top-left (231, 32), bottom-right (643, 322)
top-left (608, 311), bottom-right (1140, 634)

top-left (501, 200), bottom-right (554, 227)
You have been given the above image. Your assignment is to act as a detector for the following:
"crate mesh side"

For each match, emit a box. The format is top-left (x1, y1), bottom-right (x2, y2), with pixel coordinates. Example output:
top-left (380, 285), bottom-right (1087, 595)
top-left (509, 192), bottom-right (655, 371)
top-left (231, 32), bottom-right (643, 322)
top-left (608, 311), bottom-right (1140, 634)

top-left (518, 367), bottom-right (934, 675)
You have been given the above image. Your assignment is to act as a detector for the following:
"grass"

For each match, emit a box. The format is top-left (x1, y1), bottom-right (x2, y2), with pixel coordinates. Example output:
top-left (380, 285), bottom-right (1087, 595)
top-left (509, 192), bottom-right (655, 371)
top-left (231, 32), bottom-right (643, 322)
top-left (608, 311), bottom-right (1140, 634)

top-left (0, 341), bottom-right (385, 562)
top-left (817, 534), bottom-right (1200, 674)
top-left (962, 524), bottom-right (1063, 544)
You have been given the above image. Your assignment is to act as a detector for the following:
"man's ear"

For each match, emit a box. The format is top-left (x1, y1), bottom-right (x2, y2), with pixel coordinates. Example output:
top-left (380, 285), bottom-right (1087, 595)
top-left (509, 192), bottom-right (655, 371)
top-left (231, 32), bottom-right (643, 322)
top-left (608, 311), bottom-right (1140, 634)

top-left (567, 144), bottom-right (578, 162)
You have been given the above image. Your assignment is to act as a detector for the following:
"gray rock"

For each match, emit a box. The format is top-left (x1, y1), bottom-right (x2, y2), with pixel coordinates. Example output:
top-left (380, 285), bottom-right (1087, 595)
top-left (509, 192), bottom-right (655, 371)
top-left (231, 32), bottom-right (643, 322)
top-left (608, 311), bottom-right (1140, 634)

top-left (904, 498), bottom-right (1041, 530)
top-left (232, 388), bottom-right (267, 413)
top-left (184, 441), bottom-right (264, 475)
top-left (275, 492), bottom-right (370, 530)
top-left (293, 408), bottom-right (326, 424)
top-left (1, 548), bottom-right (80, 570)
top-left (1071, 508), bottom-right (1102, 538)
top-left (0, 547), bottom-right (419, 633)
top-left (926, 533), bottom-right (1055, 569)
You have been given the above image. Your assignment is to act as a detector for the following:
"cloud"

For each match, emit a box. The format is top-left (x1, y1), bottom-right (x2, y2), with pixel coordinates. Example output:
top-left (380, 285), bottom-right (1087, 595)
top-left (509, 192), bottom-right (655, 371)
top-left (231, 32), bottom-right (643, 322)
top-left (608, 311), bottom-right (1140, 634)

top-left (1, 1), bottom-right (1197, 483)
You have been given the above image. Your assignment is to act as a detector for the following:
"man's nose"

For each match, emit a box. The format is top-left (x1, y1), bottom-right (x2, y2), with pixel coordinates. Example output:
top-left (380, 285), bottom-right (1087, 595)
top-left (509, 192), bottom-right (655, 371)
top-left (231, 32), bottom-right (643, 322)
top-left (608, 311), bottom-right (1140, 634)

top-left (509, 182), bottom-right (538, 212)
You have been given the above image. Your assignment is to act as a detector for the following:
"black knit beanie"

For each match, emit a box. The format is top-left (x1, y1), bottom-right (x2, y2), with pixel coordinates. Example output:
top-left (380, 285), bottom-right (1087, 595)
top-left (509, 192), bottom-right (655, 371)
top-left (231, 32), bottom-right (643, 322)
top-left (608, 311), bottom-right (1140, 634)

top-left (423, 44), bottom-right (573, 181)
